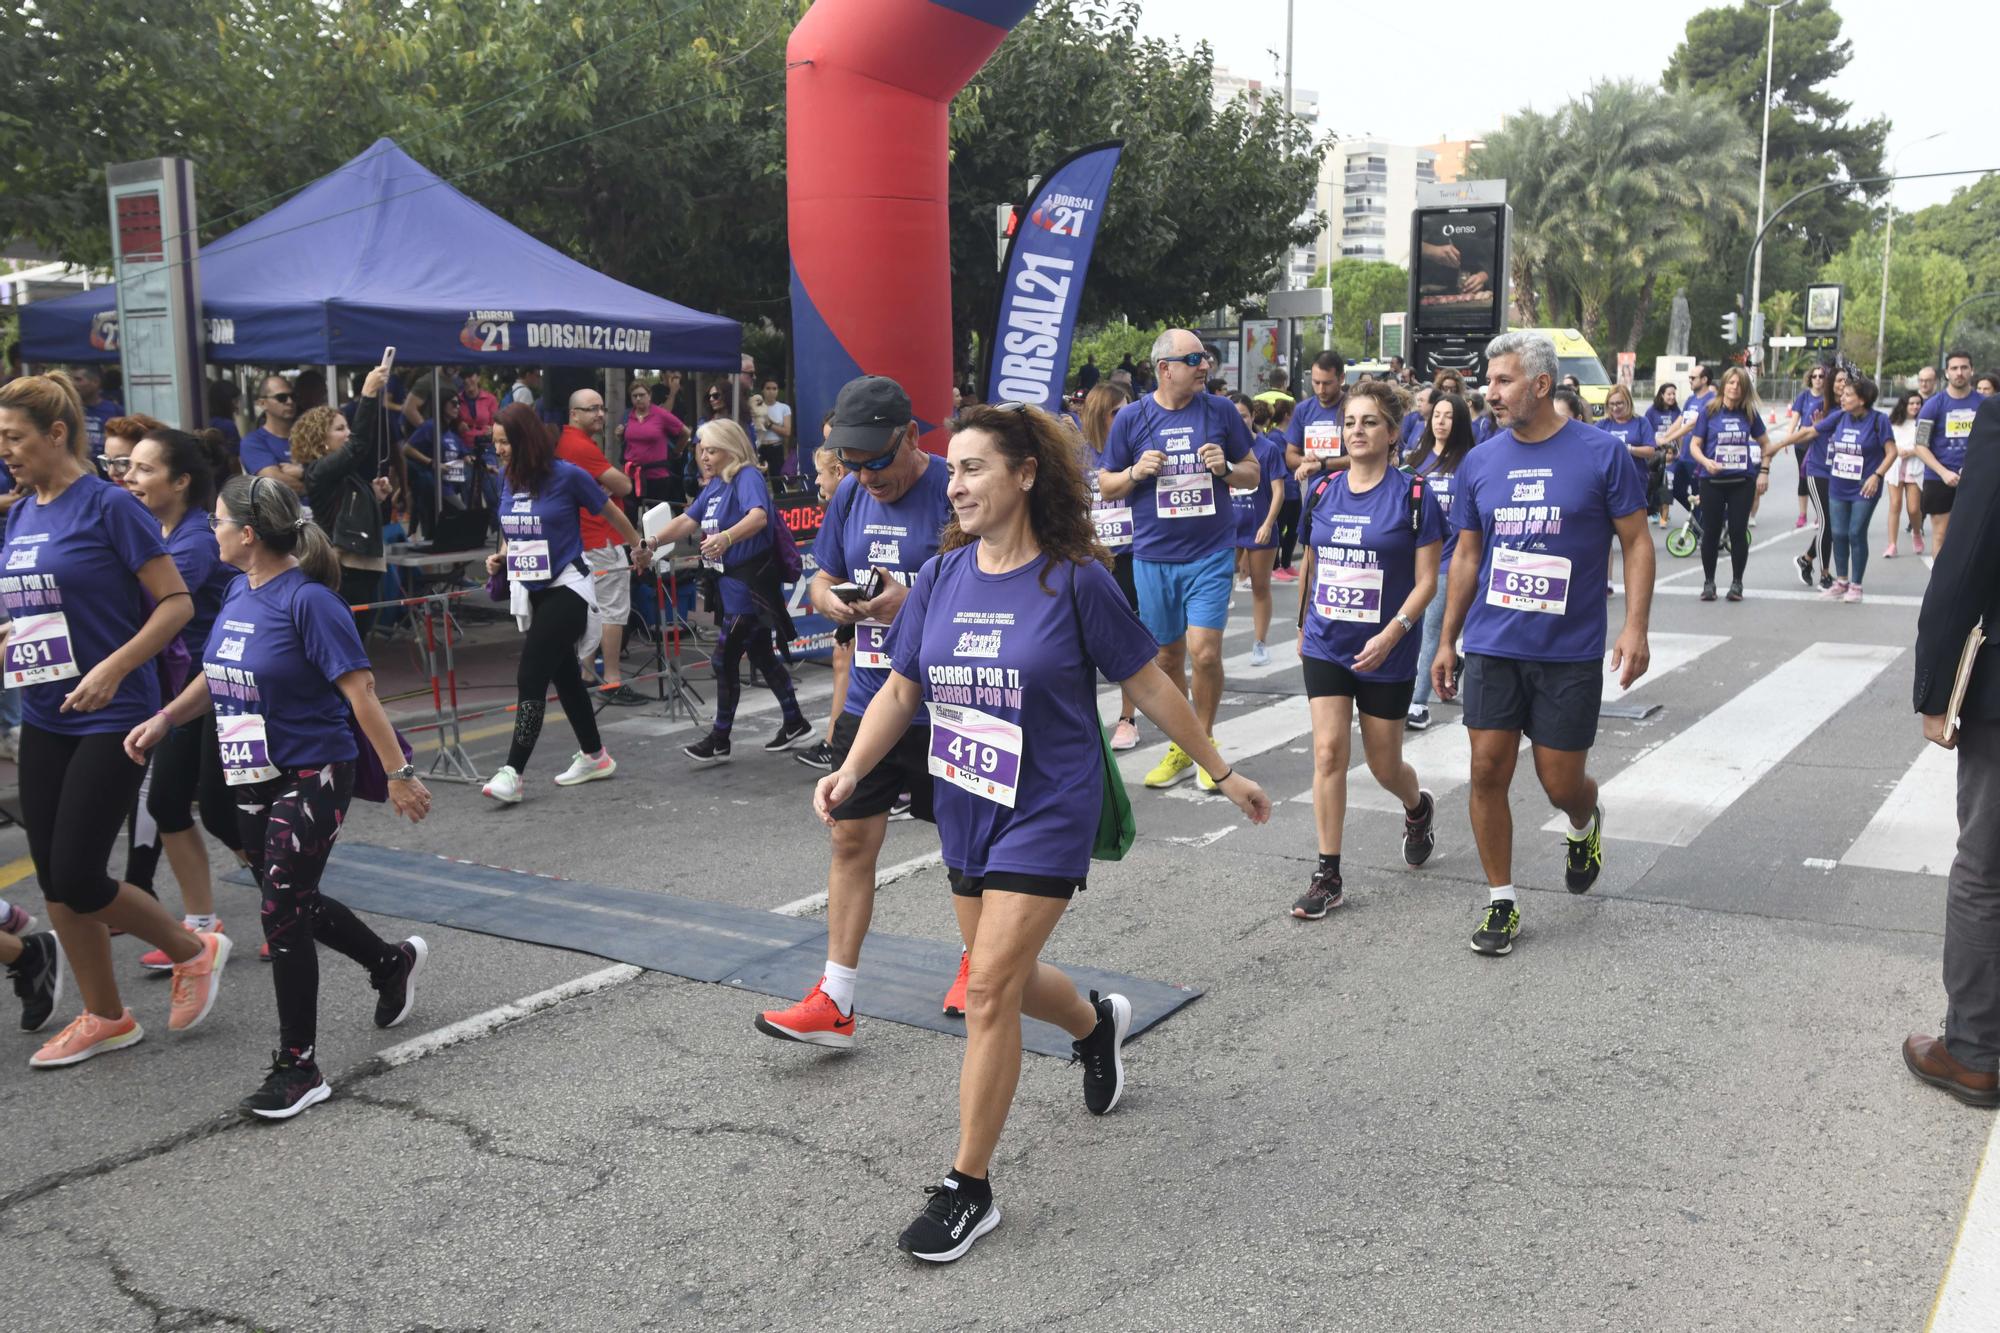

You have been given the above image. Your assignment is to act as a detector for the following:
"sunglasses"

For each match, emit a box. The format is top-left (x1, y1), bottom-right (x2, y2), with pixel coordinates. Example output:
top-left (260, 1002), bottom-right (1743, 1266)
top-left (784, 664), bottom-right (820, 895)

top-left (838, 447), bottom-right (900, 473)
top-left (1160, 352), bottom-right (1215, 368)
top-left (97, 454), bottom-right (133, 473)
top-left (263, 392), bottom-right (294, 404)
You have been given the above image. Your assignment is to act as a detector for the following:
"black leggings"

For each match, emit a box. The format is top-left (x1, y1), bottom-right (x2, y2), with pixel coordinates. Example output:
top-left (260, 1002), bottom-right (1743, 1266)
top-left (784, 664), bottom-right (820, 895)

top-left (19, 726), bottom-right (147, 914)
top-left (507, 583), bottom-right (602, 774)
top-left (125, 761), bottom-right (160, 895)
top-left (235, 761), bottom-right (397, 1055)
top-left (147, 711), bottom-right (243, 848)
top-left (1698, 478), bottom-right (1754, 583)
top-left (1800, 474), bottom-right (1832, 570)
top-left (1276, 495), bottom-right (1303, 569)
top-left (712, 613), bottom-right (803, 734)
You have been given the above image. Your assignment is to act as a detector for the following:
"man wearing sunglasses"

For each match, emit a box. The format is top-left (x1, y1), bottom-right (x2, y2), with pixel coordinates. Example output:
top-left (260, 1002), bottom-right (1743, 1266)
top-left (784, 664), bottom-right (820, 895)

top-left (241, 374), bottom-right (306, 495)
top-left (1098, 328), bottom-right (1261, 790)
top-left (755, 374), bottom-right (955, 1050)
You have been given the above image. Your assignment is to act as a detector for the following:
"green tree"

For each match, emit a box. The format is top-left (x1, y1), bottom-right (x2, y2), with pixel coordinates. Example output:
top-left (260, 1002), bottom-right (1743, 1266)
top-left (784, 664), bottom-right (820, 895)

top-left (1663, 1), bottom-right (1889, 322)
top-left (1300, 259), bottom-right (1407, 360)
top-left (1897, 175), bottom-right (2000, 296)
top-left (1469, 82), bottom-right (1753, 353)
top-left (1815, 234), bottom-right (1969, 376)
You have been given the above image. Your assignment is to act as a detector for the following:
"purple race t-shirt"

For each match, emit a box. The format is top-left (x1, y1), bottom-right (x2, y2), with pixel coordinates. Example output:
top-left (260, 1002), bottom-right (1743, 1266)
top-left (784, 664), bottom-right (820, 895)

top-left (164, 506), bottom-right (239, 655)
top-left (1098, 393), bottom-right (1254, 563)
top-left (815, 455), bottom-right (953, 719)
top-left (1692, 404), bottom-right (1766, 481)
top-left (499, 459), bottom-right (608, 578)
top-left (888, 549), bottom-right (1156, 878)
top-left (1285, 394), bottom-right (1346, 465)
top-left (1791, 391), bottom-right (1834, 478)
top-left (0, 475), bottom-right (167, 734)
top-left (239, 426), bottom-right (291, 477)
top-left (1300, 469), bottom-right (1447, 682)
top-left (691, 468), bottom-right (774, 615)
top-left (1232, 435), bottom-right (1286, 548)
top-left (1819, 409), bottom-right (1894, 501)
top-left (1919, 389), bottom-right (1986, 477)
top-left (203, 567), bottom-right (371, 771)
top-left (1413, 452), bottom-right (1467, 578)
top-left (1455, 419), bottom-right (1648, 664)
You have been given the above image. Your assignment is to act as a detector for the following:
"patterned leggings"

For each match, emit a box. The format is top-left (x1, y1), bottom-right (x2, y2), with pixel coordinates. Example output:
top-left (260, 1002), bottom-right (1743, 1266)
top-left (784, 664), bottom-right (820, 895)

top-left (234, 762), bottom-right (397, 1056)
top-left (711, 613), bottom-right (803, 734)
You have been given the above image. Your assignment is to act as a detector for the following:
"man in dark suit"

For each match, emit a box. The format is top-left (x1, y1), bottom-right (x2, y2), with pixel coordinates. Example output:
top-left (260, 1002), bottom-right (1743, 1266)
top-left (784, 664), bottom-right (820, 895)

top-left (1905, 396), bottom-right (2000, 1107)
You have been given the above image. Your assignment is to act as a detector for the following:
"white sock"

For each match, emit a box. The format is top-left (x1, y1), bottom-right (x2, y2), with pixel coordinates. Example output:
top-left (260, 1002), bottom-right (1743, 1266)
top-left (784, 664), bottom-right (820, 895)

top-left (1489, 884), bottom-right (1517, 904)
top-left (184, 914), bottom-right (219, 932)
top-left (1568, 808), bottom-right (1595, 835)
top-left (821, 961), bottom-right (858, 1015)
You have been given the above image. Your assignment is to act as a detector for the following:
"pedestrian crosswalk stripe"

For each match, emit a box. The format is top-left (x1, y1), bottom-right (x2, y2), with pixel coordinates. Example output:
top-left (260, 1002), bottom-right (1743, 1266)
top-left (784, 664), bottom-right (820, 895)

top-left (1223, 636), bottom-right (1302, 680)
top-left (1841, 742), bottom-right (1956, 877)
top-left (1118, 695), bottom-right (1311, 786)
top-left (1548, 641), bottom-right (1904, 846)
top-left (1292, 632), bottom-right (1730, 811)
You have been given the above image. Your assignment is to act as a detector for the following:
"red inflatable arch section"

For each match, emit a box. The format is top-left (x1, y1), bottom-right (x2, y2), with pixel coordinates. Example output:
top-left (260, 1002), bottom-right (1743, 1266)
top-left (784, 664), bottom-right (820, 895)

top-left (786, 0), bottom-right (1035, 450)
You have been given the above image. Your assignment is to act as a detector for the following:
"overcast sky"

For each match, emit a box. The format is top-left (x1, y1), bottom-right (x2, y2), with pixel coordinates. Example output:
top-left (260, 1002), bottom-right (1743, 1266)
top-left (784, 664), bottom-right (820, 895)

top-left (1132, 0), bottom-right (1984, 213)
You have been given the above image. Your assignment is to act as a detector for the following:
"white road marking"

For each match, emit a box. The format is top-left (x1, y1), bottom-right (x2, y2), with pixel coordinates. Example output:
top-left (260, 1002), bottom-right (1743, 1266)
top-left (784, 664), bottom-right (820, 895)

top-left (604, 674), bottom-right (839, 738)
top-left (769, 849), bottom-right (945, 918)
top-left (1552, 641), bottom-right (1903, 845)
top-left (1165, 826), bottom-right (1239, 848)
top-left (1801, 857), bottom-right (1838, 870)
top-left (1295, 632), bottom-right (1728, 812)
top-left (373, 963), bottom-right (644, 1069)
top-left (1121, 695), bottom-right (1311, 786)
top-left (1656, 524), bottom-right (1815, 586)
top-left (1653, 584), bottom-right (1924, 607)
top-left (1841, 743), bottom-right (1957, 877)
top-left (1929, 1113), bottom-right (2000, 1332)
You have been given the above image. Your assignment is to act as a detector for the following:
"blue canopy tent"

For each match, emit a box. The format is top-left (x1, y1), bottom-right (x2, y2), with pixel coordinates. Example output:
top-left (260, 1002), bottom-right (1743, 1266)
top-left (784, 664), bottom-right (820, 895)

top-left (19, 138), bottom-right (740, 370)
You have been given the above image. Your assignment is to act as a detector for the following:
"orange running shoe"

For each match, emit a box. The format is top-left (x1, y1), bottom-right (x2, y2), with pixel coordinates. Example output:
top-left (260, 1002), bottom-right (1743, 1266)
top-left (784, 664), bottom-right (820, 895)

top-left (754, 981), bottom-right (856, 1048)
top-left (30, 1008), bottom-right (144, 1068)
top-left (941, 950), bottom-right (970, 1018)
top-left (140, 919), bottom-right (223, 973)
top-left (168, 932), bottom-right (232, 1032)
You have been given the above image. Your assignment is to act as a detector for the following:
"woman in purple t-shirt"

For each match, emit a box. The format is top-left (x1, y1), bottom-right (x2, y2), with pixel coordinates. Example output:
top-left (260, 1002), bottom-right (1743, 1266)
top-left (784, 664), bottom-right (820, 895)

top-left (814, 402), bottom-right (1272, 1264)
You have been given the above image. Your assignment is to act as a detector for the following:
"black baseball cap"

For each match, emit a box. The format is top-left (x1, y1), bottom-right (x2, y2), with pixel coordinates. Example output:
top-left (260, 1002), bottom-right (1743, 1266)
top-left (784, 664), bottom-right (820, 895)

top-left (826, 375), bottom-right (912, 454)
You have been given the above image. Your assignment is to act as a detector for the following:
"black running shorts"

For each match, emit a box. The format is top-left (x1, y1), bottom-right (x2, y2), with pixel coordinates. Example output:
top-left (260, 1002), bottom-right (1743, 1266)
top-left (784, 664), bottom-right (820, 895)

top-left (1922, 478), bottom-right (1958, 516)
top-left (947, 868), bottom-right (1083, 900)
top-left (828, 711), bottom-right (935, 823)
top-left (1301, 652), bottom-right (1415, 720)
top-left (1461, 652), bottom-right (1602, 752)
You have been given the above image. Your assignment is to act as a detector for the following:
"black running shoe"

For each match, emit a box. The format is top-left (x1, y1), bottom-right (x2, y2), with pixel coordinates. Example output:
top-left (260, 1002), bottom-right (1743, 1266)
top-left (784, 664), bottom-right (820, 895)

top-left (793, 740), bottom-right (835, 771)
top-left (599, 683), bottom-right (649, 707)
top-left (1818, 571), bottom-right (1835, 590)
top-left (371, 937), bottom-right (429, 1030)
top-left (1071, 991), bottom-right (1131, 1115)
top-left (1564, 805), bottom-right (1604, 893)
top-left (1403, 789), bottom-right (1437, 867)
top-left (8, 931), bottom-right (62, 1033)
top-left (1470, 899), bottom-right (1520, 956)
top-left (1406, 704), bottom-right (1432, 731)
top-left (1795, 552), bottom-right (1814, 587)
top-left (1291, 870), bottom-right (1344, 920)
top-left (682, 732), bottom-right (731, 764)
top-left (1699, 581), bottom-right (1716, 602)
top-left (897, 1181), bottom-right (1001, 1262)
top-left (1726, 581), bottom-right (1743, 602)
top-left (764, 716), bottom-right (814, 752)
top-left (887, 794), bottom-right (914, 822)
top-left (239, 1049), bottom-right (332, 1121)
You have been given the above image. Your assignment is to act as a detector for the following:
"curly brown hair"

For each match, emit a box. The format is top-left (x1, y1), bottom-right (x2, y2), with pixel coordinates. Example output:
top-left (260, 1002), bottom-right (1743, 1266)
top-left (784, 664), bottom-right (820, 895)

top-left (942, 403), bottom-right (1110, 593)
top-left (288, 405), bottom-right (342, 465)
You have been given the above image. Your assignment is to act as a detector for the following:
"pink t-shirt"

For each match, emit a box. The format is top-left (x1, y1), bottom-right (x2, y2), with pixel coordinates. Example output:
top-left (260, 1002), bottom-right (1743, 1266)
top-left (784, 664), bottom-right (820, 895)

top-left (623, 405), bottom-right (682, 475)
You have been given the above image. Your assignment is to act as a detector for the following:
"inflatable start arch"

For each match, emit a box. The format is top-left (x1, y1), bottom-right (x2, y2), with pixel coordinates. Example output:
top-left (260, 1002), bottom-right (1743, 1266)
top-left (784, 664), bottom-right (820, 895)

top-left (786, 0), bottom-right (1035, 450)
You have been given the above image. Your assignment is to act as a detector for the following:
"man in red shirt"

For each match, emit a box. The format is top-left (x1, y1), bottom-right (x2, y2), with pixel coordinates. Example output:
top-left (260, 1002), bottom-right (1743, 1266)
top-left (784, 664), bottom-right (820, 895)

top-left (558, 388), bottom-right (643, 704)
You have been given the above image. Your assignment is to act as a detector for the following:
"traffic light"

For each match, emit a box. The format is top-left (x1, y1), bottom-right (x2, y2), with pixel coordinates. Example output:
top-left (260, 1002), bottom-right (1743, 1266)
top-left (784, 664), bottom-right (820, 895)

top-left (994, 203), bottom-right (1019, 268)
top-left (1721, 311), bottom-right (1739, 344)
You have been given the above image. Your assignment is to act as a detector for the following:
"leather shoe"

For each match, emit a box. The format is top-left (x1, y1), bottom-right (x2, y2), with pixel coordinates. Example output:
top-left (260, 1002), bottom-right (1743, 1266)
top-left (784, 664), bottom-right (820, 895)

top-left (1903, 1033), bottom-right (2000, 1108)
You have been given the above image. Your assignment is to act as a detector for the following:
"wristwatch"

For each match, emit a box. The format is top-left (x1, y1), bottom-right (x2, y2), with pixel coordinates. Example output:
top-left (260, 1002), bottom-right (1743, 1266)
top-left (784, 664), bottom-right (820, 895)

top-left (388, 763), bottom-right (417, 782)
top-left (1394, 613), bottom-right (1416, 633)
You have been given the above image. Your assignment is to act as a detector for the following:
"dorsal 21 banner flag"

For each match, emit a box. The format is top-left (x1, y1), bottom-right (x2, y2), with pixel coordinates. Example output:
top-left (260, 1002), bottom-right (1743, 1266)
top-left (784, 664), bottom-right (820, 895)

top-left (984, 141), bottom-right (1123, 412)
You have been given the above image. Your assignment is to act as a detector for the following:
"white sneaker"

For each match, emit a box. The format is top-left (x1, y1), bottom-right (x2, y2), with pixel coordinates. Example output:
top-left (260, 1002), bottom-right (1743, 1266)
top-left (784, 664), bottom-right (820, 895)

top-left (481, 765), bottom-right (524, 804)
top-left (1249, 641), bottom-right (1270, 667)
top-left (553, 750), bottom-right (617, 786)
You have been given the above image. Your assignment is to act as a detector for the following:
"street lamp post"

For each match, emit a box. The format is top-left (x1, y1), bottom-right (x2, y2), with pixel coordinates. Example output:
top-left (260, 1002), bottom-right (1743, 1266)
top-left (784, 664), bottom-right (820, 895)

top-left (1874, 131), bottom-right (1946, 383)
top-left (1746, 0), bottom-right (1797, 365)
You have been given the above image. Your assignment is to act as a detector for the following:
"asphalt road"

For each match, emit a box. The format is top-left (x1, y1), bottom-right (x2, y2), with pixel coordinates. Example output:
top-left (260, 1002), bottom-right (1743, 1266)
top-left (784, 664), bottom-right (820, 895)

top-left (0, 475), bottom-right (1984, 1332)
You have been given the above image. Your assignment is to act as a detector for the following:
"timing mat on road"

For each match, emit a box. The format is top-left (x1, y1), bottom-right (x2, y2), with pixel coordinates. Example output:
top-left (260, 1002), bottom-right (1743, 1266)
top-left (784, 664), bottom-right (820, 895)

top-left (231, 841), bottom-right (1201, 1058)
